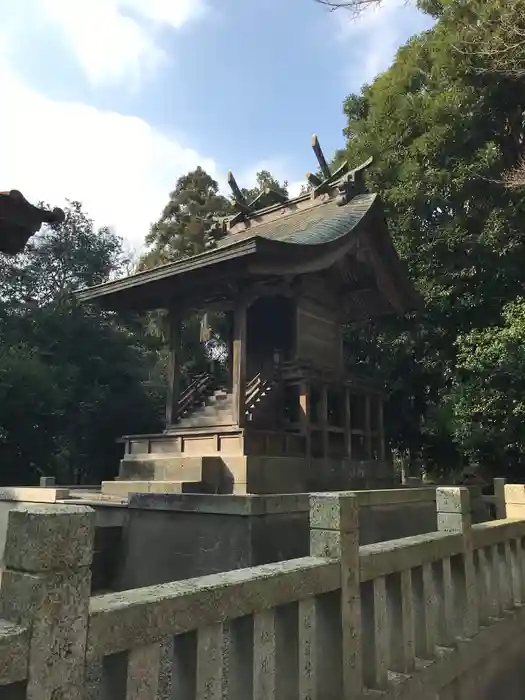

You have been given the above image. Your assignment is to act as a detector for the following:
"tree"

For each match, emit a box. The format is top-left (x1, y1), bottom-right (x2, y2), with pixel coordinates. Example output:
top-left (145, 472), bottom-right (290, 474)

top-left (139, 167), bottom-right (232, 270)
top-left (337, 1), bottom-right (525, 475)
top-left (241, 170), bottom-right (289, 203)
top-left (450, 298), bottom-right (525, 477)
top-left (0, 200), bottom-right (125, 306)
top-left (0, 201), bottom-right (163, 486)
top-left (314, 0), bottom-right (384, 14)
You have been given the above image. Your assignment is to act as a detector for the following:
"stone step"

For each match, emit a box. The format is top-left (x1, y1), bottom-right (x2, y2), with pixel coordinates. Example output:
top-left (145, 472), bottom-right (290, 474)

top-left (101, 480), bottom-right (204, 497)
top-left (213, 389), bottom-right (229, 398)
top-left (119, 456), bottom-right (207, 482)
top-left (177, 416), bottom-right (234, 428)
top-left (208, 392), bottom-right (230, 404)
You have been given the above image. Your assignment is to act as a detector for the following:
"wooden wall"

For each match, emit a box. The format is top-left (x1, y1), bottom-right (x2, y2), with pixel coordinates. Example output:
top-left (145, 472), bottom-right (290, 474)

top-left (295, 277), bottom-right (343, 371)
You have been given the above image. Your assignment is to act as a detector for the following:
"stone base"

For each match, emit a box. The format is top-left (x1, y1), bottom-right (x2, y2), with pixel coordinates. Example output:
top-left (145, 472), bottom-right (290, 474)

top-left (111, 451), bottom-right (395, 496)
top-left (100, 480), bottom-right (207, 497)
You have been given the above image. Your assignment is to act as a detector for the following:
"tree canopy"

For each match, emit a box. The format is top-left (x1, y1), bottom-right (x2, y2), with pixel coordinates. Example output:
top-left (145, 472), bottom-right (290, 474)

top-left (335, 0), bottom-right (525, 474)
top-left (0, 202), bottom-right (163, 485)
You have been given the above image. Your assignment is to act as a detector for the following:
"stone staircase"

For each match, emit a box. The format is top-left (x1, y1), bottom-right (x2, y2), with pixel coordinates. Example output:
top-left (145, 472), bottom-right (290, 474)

top-left (102, 454), bottom-right (223, 497)
top-left (100, 375), bottom-right (278, 498)
top-left (176, 387), bottom-right (234, 428)
top-left (175, 375), bottom-right (277, 429)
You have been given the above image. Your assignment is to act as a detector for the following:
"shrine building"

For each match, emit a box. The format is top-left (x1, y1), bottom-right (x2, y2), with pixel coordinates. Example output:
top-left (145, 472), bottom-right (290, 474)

top-left (77, 136), bottom-right (421, 496)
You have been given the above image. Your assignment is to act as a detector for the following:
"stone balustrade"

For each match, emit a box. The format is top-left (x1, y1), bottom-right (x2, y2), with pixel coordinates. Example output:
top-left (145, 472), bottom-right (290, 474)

top-left (1, 483), bottom-right (525, 699)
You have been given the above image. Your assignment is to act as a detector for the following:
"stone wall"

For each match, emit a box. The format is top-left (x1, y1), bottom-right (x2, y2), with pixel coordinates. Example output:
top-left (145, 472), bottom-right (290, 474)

top-left (85, 485), bottom-right (492, 592)
top-left (0, 484), bottom-right (523, 699)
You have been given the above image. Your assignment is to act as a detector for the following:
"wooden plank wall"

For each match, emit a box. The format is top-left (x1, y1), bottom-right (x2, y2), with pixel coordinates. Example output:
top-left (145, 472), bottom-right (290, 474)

top-left (295, 293), bottom-right (343, 371)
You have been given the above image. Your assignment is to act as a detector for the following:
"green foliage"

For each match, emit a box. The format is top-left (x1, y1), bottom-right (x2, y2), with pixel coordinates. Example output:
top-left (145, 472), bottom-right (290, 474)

top-left (339, 0), bottom-right (525, 475)
top-left (450, 299), bottom-right (525, 476)
top-left (140, 167), bottom-right (232, 269)
top-left (241, 170), bottom-right (288, 203)
top-left (0, 202), bottom-right (163, 486)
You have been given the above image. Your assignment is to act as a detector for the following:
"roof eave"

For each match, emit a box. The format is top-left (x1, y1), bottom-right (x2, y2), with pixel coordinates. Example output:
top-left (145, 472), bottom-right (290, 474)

top-left (76, 237), bottom-right (259, 304)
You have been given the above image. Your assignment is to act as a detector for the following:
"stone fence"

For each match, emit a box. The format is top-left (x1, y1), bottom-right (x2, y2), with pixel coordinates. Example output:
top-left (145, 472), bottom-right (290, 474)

top-left (2, 483), bottom-right (525, 699)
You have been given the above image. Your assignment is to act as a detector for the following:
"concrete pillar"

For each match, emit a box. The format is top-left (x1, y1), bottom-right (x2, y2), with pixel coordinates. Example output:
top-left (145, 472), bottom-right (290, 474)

top-left (436, 487), bottom-right (479, 639)
top-left (0, 504), bottom-right (95, 699)
top-left (309, 492), bottom-right (362, 698)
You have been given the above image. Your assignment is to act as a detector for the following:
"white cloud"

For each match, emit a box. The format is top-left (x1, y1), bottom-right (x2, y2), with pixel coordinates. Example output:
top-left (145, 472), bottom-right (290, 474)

top-left (24, 0), bottom-right (207, 86)
top-left (0, 57), bottom-right (218, 251)
top-left (333, 0), bottom-right (433, 86)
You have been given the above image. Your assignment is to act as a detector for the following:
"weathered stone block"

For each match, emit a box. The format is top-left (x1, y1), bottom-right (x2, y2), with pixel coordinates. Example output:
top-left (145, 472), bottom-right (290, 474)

top-left (0, 487), bottom-right (69, 503)
top-left (436, 487), bottom-right (470, 514)
top-left (506, 504), bottom-right (525, 519)
top-left (505, 484), bottom-right (525, 505)
top-left (3, 504), bottom-right (95, 572)
top-left (437, 512), bottom-right (471, 533)
top-left (310, 529), bottom-right (341, 558)
top-left (309, 492), bottom-right (358, 533)
top-left (26, 568), bottom-right (91, 695)
top-left (0, 620), bottom-right (29, 685)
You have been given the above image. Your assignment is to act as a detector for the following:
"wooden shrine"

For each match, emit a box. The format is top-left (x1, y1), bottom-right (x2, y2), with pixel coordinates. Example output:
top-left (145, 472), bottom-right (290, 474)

top-left (78, 135), bottom-right (422, 495)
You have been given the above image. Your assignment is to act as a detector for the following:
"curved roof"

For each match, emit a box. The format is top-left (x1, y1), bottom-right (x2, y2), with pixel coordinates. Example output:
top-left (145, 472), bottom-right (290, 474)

top-left (76, 190), bottom-right (420, 316)
top-left (216, 193), bottom-right (376, 248)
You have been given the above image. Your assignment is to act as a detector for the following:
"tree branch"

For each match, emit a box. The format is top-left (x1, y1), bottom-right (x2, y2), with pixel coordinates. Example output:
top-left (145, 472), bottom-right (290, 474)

top-left (314, 0), bottom-right (384, 16)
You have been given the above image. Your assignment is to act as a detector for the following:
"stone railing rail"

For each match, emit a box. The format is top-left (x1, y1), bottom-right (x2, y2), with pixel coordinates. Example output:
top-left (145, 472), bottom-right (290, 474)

top-left (2, 480), bottom-right (525, 698)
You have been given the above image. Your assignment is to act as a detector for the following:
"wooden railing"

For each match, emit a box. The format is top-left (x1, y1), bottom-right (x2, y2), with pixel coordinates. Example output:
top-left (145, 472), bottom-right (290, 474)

top-left (177, 372), bottom-right (213, 417)
top-left (245, 372), bottom-right (276, 417)
top-left (3, 483), bottom-right (525, 698)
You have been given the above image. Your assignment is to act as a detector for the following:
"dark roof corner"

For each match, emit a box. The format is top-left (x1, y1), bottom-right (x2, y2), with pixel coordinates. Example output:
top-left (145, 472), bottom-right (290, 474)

top-left (0, 190), bottom-right (65, 255)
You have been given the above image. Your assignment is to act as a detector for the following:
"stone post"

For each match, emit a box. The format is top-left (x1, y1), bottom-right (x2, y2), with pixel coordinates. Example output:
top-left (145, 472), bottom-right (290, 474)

top-left (436, 487), bottom-right (479, 638)
top-left (309, 492), bottom-right (362, 699)
top-left (0, 504), bottom-right (95, 699)
top-left (493, 478), bottom-right (507, 520)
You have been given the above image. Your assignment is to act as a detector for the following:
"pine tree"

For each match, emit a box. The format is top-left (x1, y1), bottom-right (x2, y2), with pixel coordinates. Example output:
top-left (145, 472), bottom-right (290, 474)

top-left (139, 167), bottom-right (232, 270)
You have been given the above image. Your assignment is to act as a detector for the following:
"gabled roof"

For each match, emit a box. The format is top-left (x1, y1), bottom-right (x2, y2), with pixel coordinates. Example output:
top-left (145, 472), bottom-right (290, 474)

top-left (216, 193), bottom-right (376, 247)
top-left (77, 137), bottom-right (422, 317)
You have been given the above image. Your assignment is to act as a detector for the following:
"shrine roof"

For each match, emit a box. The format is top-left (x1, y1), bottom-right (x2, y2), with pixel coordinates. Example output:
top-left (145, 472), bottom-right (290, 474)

top-left (215, 193), bottom-right (376, 248)
top-left (76, 134), bottom-right (422, 316)
top-left (77, 191), bottom-right (382, 310)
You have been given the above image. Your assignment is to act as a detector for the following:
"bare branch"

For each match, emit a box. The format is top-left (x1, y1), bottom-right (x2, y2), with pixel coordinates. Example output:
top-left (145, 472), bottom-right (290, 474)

top-left (314, 0), bottom-right (384, 17)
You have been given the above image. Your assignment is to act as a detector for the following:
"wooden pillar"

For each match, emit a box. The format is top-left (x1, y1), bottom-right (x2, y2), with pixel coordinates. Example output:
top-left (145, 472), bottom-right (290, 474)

top-left (378, 397), bottom-right (386, 461)
top-left (320, 384), bottom-right (329, 460)
top-left (365, 395), bottom-right (372, 459)
top-left (227, 311), bottom-right (234, 392)
top-left (165, 308), bottom-right (182, 427)
top-left (232, 301), bottom-right (247, 427)
top-left (299, 381), bottom-right (311, 460)
top-left (344, 386), bottom-right (352, 460)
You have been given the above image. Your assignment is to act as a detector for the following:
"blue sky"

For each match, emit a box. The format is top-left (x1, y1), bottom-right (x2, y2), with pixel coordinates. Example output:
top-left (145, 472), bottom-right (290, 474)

top-left (0, 0), bottom-right (433, 251)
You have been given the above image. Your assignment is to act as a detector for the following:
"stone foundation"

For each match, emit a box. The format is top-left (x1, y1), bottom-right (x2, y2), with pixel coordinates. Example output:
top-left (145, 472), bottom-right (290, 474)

top-left (102, 451), bottom-right (396, 497)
